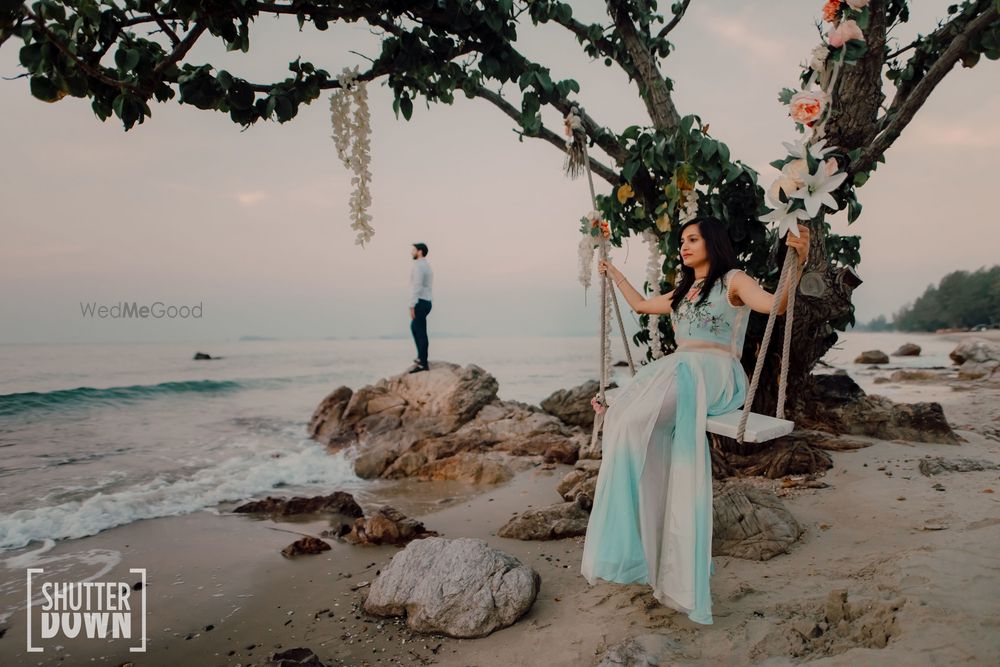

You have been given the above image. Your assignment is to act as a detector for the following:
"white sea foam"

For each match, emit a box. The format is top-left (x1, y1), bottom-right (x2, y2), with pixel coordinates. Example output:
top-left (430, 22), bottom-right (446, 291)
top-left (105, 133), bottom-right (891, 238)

top-left (0, 439), bottom-right (360, 551)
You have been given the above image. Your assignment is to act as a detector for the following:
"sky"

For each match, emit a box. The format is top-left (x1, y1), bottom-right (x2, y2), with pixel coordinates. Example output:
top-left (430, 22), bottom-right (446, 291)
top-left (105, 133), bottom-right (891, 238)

top-left (1, 1), bottom-right (997, 344)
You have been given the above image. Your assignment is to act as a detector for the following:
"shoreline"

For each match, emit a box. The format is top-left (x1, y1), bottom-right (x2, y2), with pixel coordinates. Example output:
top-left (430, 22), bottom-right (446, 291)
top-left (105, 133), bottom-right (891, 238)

top-left (1, 333), bottom-right (999, 665)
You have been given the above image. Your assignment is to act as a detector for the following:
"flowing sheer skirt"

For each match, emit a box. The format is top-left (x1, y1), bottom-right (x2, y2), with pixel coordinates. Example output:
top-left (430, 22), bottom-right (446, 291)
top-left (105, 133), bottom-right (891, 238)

top-left (580, 349), bottom-right (747, 625)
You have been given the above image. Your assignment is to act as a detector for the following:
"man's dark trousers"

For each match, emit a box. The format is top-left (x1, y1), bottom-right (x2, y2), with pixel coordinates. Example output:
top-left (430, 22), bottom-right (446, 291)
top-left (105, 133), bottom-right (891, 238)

top-left (411, 299), bottom-right (432, 368)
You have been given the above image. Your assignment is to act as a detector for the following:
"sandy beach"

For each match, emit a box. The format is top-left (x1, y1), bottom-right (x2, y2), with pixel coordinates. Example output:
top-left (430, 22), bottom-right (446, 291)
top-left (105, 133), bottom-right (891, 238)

top-left (2, 332), bottom-right (999, 666)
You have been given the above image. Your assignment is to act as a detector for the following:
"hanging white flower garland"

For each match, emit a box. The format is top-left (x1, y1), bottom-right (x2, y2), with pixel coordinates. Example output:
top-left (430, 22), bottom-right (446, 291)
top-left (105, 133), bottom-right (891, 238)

top-left (642, 229), bottom-right (665, 359)
top-left (329, 67), bottom-right (375, 247)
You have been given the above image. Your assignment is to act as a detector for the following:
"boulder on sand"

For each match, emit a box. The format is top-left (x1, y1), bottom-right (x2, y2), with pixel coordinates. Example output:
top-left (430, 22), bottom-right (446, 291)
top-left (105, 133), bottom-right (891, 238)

top-left (853, 350), bottom-right (889, 364)
top-left (891, 343), bottom-right (921, 356)
top-left (364, 537), bottom-right (540, 638)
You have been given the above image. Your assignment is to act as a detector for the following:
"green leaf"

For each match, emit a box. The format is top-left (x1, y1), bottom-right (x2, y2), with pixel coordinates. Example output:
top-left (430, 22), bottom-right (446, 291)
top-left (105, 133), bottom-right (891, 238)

top-left (621, 125), bottom-right (641, 141)
top-left (847, 197), bottom-right (863, 223)
top-left (622, 158), bottom-right (640, 183)
top-left (717, 142), bottom-right (730, 164)
top-left (122, 48), bottom-right (140, 71)
top-left (400, 95), bottom-right (413, 121)
top-left (777, 87), bottom-right (796, 104)
top-left (29, 75), bottom-right (61, 102)
top-left (855, 7), bottom-right (870, 30)
top-left (19, 42), bottom-right (44, 71)
top-left (853, 171), bottom-right (870, 187)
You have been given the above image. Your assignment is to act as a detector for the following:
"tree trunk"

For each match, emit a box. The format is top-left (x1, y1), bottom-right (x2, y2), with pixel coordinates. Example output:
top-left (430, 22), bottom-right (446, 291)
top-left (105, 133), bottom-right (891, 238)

top-left (718, 2), bottom-right (889, 460)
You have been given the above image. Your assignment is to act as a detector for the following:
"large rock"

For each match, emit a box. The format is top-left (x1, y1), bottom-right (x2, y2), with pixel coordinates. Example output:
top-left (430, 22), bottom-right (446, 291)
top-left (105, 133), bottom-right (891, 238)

top-left (309, 363), bottom-right (498, 452)
top-left (497, 499), bottom-right (591, 540)
top-left (343, 506), bottom-right (437, 546)
top-left (307, 386), bottom-right (353, 447)
top-left (557, 460), bottom-right (601, 503)
top-left (234, 492), bottom-right (363, 518)
top-left (950, 338), bottom-right (1000, 381)
top-left (281, 536), bottom-right (331, 558)
top-left (891, 343), bottom-right (921, 356)
top-left (412, 452), bottom-right (515, 485)
top-left (853, 350), bottom-right (889, 364)
top-left (364, 537), bottom-right (540, 638)
top-left (918, 457), bottom-right (1000, 476)
top-left (949, 338), bottom-right (1000, 365)
top-left (541, 380), bottom-right (602, 428)
top-left (308, 364), bottom-right (588, 479)
top-left (800, 374), bottom-right (959, 444)
top-left (712, 484), bottom-right (803, 560)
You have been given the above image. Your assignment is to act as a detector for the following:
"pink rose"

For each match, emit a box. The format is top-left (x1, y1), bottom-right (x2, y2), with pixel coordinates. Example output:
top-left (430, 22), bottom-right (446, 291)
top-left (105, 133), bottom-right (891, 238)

top-left (789, 91), bottom-right (827, 125)
top-left (590, 395), bottom-right (606, 415)
top-left (845, 0), bottom-right (869, 8)
top-left (824, 157), bottom-right (839, 176)
top-left (828, 19), bottom-right (864, 48)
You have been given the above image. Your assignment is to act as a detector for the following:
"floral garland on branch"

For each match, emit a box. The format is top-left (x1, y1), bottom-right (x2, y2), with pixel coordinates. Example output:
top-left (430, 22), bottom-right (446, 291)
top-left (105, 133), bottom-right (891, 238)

top-left (763, 0), bottom-right (872, 237)
top-left (329, 67), bottom-right (375, 247)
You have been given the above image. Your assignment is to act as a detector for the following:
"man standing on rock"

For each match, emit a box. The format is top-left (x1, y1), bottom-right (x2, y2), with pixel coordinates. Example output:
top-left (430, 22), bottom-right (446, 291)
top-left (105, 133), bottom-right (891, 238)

top-left (409, 242), bottom-right (433, 373)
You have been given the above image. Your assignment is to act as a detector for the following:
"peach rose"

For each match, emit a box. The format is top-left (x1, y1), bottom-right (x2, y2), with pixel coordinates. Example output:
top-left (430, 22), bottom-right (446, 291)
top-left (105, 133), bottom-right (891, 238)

top-left (829, 19), bottom-right (864, 48)
top-left (789, 91), bottom-right (827, 125)
top-left (824, 157), bottom-right (839, 176)
top-left (822, 0), bottom-right (841, 23)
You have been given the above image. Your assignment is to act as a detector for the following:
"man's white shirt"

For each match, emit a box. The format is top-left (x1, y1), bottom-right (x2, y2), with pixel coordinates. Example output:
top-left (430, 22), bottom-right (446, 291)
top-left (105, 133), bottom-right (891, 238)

top-left (410, 258), bottom-right (434, 307)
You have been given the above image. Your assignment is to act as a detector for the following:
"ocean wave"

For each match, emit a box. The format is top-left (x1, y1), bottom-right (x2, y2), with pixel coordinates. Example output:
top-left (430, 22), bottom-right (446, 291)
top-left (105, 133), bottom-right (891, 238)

top-left (0, 379), bottom-right (252, 416)
top-left (0, 439), bottom-right (361, 551)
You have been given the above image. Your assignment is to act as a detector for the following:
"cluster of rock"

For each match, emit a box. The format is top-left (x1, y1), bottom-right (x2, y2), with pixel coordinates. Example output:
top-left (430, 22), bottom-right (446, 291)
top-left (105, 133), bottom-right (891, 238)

top-left (854, 343), bottom-right (920, 365)
top-left (855, 338), bottom-right (1000, 382)
top-left (308, 362), bottom-right (588, 482)
top-left (233, 492), bottom-right (434, 555)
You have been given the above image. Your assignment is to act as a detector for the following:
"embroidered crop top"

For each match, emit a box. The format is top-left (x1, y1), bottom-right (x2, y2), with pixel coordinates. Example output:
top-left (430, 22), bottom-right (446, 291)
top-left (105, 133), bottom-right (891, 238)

top-left (669, 268), bottom-right (751, 358)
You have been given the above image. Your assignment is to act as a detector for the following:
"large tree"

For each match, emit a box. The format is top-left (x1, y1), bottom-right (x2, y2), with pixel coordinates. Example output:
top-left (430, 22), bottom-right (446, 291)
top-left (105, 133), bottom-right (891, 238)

top-left (3, 0), bottom-right (998, 427)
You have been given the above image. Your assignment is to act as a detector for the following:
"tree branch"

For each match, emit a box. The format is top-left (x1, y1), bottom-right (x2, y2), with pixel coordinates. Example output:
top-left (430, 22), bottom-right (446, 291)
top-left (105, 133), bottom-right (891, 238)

top-left (605, 0), bottom-right (680, 132)
top-left (153, 23), bottom-right (207, 75)
top-left (372, 10), bottom-right (629, 167)
top-left (154, 15), bottom-right (181, 46)
top-left (852, 4), bottom-right (999, 174)
top-left (470, 84), bottom-right (619, 185)
top-left (655, 0), bottom-right (691, 40)
top-left (23, 8), bottom-right (142, 93)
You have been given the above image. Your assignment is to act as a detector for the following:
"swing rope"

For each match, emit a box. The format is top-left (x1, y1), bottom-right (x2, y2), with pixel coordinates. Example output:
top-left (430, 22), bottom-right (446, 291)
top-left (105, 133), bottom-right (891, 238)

top-left (577, 126), bottom-right (636, 455)
top-left (737, 246), bottom-right (799, 441)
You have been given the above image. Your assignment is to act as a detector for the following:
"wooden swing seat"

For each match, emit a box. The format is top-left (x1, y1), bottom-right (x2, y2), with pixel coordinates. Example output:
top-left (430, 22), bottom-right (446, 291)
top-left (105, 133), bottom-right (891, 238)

top-left (707, 410), bottom-right (794, 443)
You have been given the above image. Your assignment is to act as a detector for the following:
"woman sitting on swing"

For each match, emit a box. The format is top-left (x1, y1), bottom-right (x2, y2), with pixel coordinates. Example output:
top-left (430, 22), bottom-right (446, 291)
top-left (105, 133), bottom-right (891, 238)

top-left (581, 215), bottom-right (809, 625)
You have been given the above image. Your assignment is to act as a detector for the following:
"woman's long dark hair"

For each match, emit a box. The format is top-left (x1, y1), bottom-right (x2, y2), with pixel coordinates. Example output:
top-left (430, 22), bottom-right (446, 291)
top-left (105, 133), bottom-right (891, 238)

top-left (669, 216), bottom-right (739, 312)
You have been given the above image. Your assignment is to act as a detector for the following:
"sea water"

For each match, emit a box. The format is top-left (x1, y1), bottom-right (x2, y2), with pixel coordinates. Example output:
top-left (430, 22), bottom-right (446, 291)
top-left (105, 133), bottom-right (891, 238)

top-left (0, 331), bottom-right (952, 552)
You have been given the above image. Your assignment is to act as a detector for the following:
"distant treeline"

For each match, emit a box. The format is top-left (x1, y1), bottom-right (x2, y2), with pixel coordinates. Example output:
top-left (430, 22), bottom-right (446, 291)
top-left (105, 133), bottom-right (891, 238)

top-left (858, 266), bottom-right (1000, 332)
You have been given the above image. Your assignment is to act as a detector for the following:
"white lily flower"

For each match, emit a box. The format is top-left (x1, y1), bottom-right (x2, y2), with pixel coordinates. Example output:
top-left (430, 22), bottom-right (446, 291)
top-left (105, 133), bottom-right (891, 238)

top-left (790, 163), bottom-right (848, 217)
top-left (761, 200), bottom-right (811, 239)
top-left (781, 137), bottom-right (836, 161)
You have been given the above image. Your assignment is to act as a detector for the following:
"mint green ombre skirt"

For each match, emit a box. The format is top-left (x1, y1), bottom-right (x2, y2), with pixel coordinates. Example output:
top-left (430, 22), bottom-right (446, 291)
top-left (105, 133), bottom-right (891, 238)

top-left (580, 349), bottom-right (747, 625)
